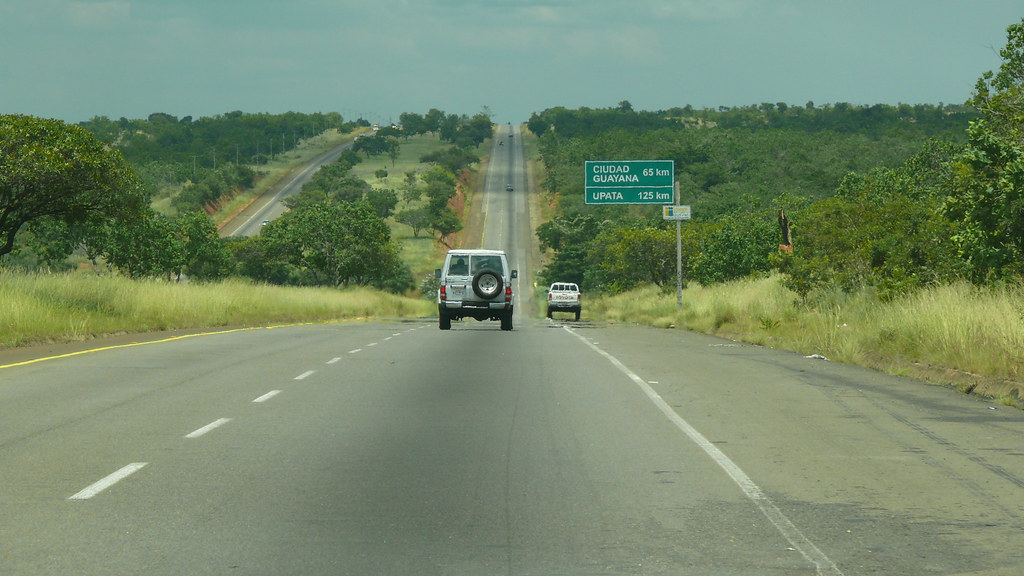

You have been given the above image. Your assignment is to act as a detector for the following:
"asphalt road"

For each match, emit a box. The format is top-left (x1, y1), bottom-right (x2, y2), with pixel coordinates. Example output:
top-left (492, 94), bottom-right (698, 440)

top-left (2, 319), bottom-right (1022, 575)
top-left (2, 127), bottom-right (1023, 575)
top-left (219, 137), bottom-right (357, 237)
top-left (473, 123), bottom-right (536, 316)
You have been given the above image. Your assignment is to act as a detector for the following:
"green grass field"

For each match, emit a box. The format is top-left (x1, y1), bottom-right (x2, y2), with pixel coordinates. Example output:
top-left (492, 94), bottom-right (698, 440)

top-left (345, 133), bottom-right (483, 279)
top-left (348, 134), bottom-right (449, 189)
top-left (352, 133), bottom-right (456, 277)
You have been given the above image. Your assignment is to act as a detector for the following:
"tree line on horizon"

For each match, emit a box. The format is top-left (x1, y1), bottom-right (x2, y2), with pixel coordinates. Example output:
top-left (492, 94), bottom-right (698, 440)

top-left (532, 17), bottom-right (1024, 300)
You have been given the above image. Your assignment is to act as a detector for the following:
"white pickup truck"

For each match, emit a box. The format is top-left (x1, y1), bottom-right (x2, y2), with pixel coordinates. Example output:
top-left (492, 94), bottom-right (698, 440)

top-left (546, 282), bottom-right (581, 320)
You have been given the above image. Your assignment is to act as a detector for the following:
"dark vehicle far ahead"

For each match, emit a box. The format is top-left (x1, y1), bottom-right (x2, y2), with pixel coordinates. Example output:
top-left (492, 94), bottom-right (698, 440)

top-left (436, 249), bottom-right (518, 331)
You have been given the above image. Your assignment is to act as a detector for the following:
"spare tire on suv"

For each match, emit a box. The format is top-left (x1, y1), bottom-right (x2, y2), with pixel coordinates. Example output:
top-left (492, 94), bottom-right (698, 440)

top-left (472, 269), bottom-right (503, 299)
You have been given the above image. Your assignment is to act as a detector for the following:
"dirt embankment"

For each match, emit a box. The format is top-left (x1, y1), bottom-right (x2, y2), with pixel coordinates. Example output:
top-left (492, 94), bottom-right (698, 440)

top-left (449, 159), bottom-right (486, 249)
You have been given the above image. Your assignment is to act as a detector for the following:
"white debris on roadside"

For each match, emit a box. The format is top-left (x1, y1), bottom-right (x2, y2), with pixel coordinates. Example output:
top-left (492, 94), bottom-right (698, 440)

top-left (804, 354), bottom-right (829, 360)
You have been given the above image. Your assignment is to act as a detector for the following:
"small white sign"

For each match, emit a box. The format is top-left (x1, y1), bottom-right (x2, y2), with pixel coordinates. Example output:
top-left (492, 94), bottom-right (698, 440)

top-left (663, 205), bottom-right (691, 221)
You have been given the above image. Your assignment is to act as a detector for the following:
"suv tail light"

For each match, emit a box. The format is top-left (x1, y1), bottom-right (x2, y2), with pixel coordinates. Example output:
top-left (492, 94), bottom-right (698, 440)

top-left (439, 285), bottom-right (447, 302)
top-left (505, 285), bottom-right (512, 303)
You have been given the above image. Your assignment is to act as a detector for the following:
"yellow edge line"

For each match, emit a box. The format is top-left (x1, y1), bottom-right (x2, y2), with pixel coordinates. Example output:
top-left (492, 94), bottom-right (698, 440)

top-left (0, 324), bottom-right (301, 370)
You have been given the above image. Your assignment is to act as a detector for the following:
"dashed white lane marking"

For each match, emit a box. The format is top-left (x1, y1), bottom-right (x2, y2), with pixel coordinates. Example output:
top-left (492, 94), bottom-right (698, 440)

top-left (69, 463), bottom-right (148, 500)
top-left (563, 326), bottom-right (844, 576)
top-left (327, 357), bottom-right (342, 364)
top-left (367, 342), bottom-right (378, 347)
top-left (253, 390), bottom-right (281, 403)
top-left (294, 370), bottom-right (315, 380)
top-left (185, 418), bottom-right (232, 439)
top-left (348, 349), bottom-right (362, 354)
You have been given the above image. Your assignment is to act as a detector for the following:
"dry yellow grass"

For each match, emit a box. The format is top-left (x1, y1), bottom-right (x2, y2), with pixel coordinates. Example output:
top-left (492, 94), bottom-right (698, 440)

top-left (0, 271), bottom-right (434, 349)
top-left (589, 275), bottom-right (1024, 407)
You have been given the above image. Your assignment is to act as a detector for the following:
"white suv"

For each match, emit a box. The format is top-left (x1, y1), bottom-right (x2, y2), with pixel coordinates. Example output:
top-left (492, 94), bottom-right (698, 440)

top-left (435, 249), bottom-right (517, 330)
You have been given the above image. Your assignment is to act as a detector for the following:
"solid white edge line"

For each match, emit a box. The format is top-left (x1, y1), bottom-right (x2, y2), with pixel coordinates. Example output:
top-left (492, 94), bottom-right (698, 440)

top-left (253, 390), bottom-right (281, 403)
top-left (294, 370), bottom-right (315, 380)
top-left (563, 326), bottom-right (844, 576)
top-left (68, 462), bottom-right (148, 500)
top-left (185, 417), bottom-right (232, 439)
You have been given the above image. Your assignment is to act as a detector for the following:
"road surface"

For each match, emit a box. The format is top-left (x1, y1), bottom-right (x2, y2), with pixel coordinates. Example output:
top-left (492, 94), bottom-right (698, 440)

top-left (2, 125), bottom-right (1023, 575)
top-left (470, 123), bottom-right (536, 315)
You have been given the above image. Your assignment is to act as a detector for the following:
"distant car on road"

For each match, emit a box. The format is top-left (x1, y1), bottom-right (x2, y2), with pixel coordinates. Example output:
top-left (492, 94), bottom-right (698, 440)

top-left (546, 282), bottom-right (581, 320)
top-left (506, 184), bottom-right (513, 191)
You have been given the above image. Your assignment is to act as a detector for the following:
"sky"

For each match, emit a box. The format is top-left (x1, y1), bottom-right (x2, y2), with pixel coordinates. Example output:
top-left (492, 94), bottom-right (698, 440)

top-left (1, 0), bottom-right (1021, 125)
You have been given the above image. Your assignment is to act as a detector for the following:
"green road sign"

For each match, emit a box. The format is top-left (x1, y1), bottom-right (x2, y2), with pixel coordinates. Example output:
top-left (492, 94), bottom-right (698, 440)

top-left (584, 160), bottom-right (674, 204)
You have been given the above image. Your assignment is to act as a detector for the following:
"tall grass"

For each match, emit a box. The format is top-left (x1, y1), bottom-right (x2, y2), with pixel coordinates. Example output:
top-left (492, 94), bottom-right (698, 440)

top-left (589, 275), bottom-right (1024, 405)
top-left (0, 271), bottom-right (434, 349)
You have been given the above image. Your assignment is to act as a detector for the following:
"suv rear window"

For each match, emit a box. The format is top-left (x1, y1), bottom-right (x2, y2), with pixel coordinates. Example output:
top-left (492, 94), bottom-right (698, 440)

top-left (470, 255), bottom-right (502, 274)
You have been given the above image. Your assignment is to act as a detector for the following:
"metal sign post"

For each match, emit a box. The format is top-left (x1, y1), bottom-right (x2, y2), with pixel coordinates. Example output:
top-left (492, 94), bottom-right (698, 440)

top-left (675, 183), bottom-right (682, 310)
top-left (662, 186), bottom-right (691, 311)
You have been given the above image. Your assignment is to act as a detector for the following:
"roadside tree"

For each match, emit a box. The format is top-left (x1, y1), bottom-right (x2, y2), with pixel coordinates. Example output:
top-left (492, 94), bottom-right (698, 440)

top-left (261, 201), bottom-right (408, 289)
top-left (395, 206), bottom-right (433, 237)
top-left (176, 210), bottom-right (232, 281)
top-left (944, 17), bottom-right (1024, 281)
top-left (588, 227), bottom-right (680, 293)
top-left (0, 115), bottom-right (147, 259)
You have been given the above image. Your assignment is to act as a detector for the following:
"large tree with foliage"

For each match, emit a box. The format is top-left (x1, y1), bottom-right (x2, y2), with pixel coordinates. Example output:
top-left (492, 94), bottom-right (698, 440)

top-left (0, 115), bottom-right (147, 259)
top-left (587, 226), bottom-right (681, 293)
top-left (419, 166), bottom-right (463, 244)
top-left (257, 200), bottom-right (407, 289)
top-left (536, 214), bottom-right (604, 286)
top-left (943, 17), bottom-right (1024, 281)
